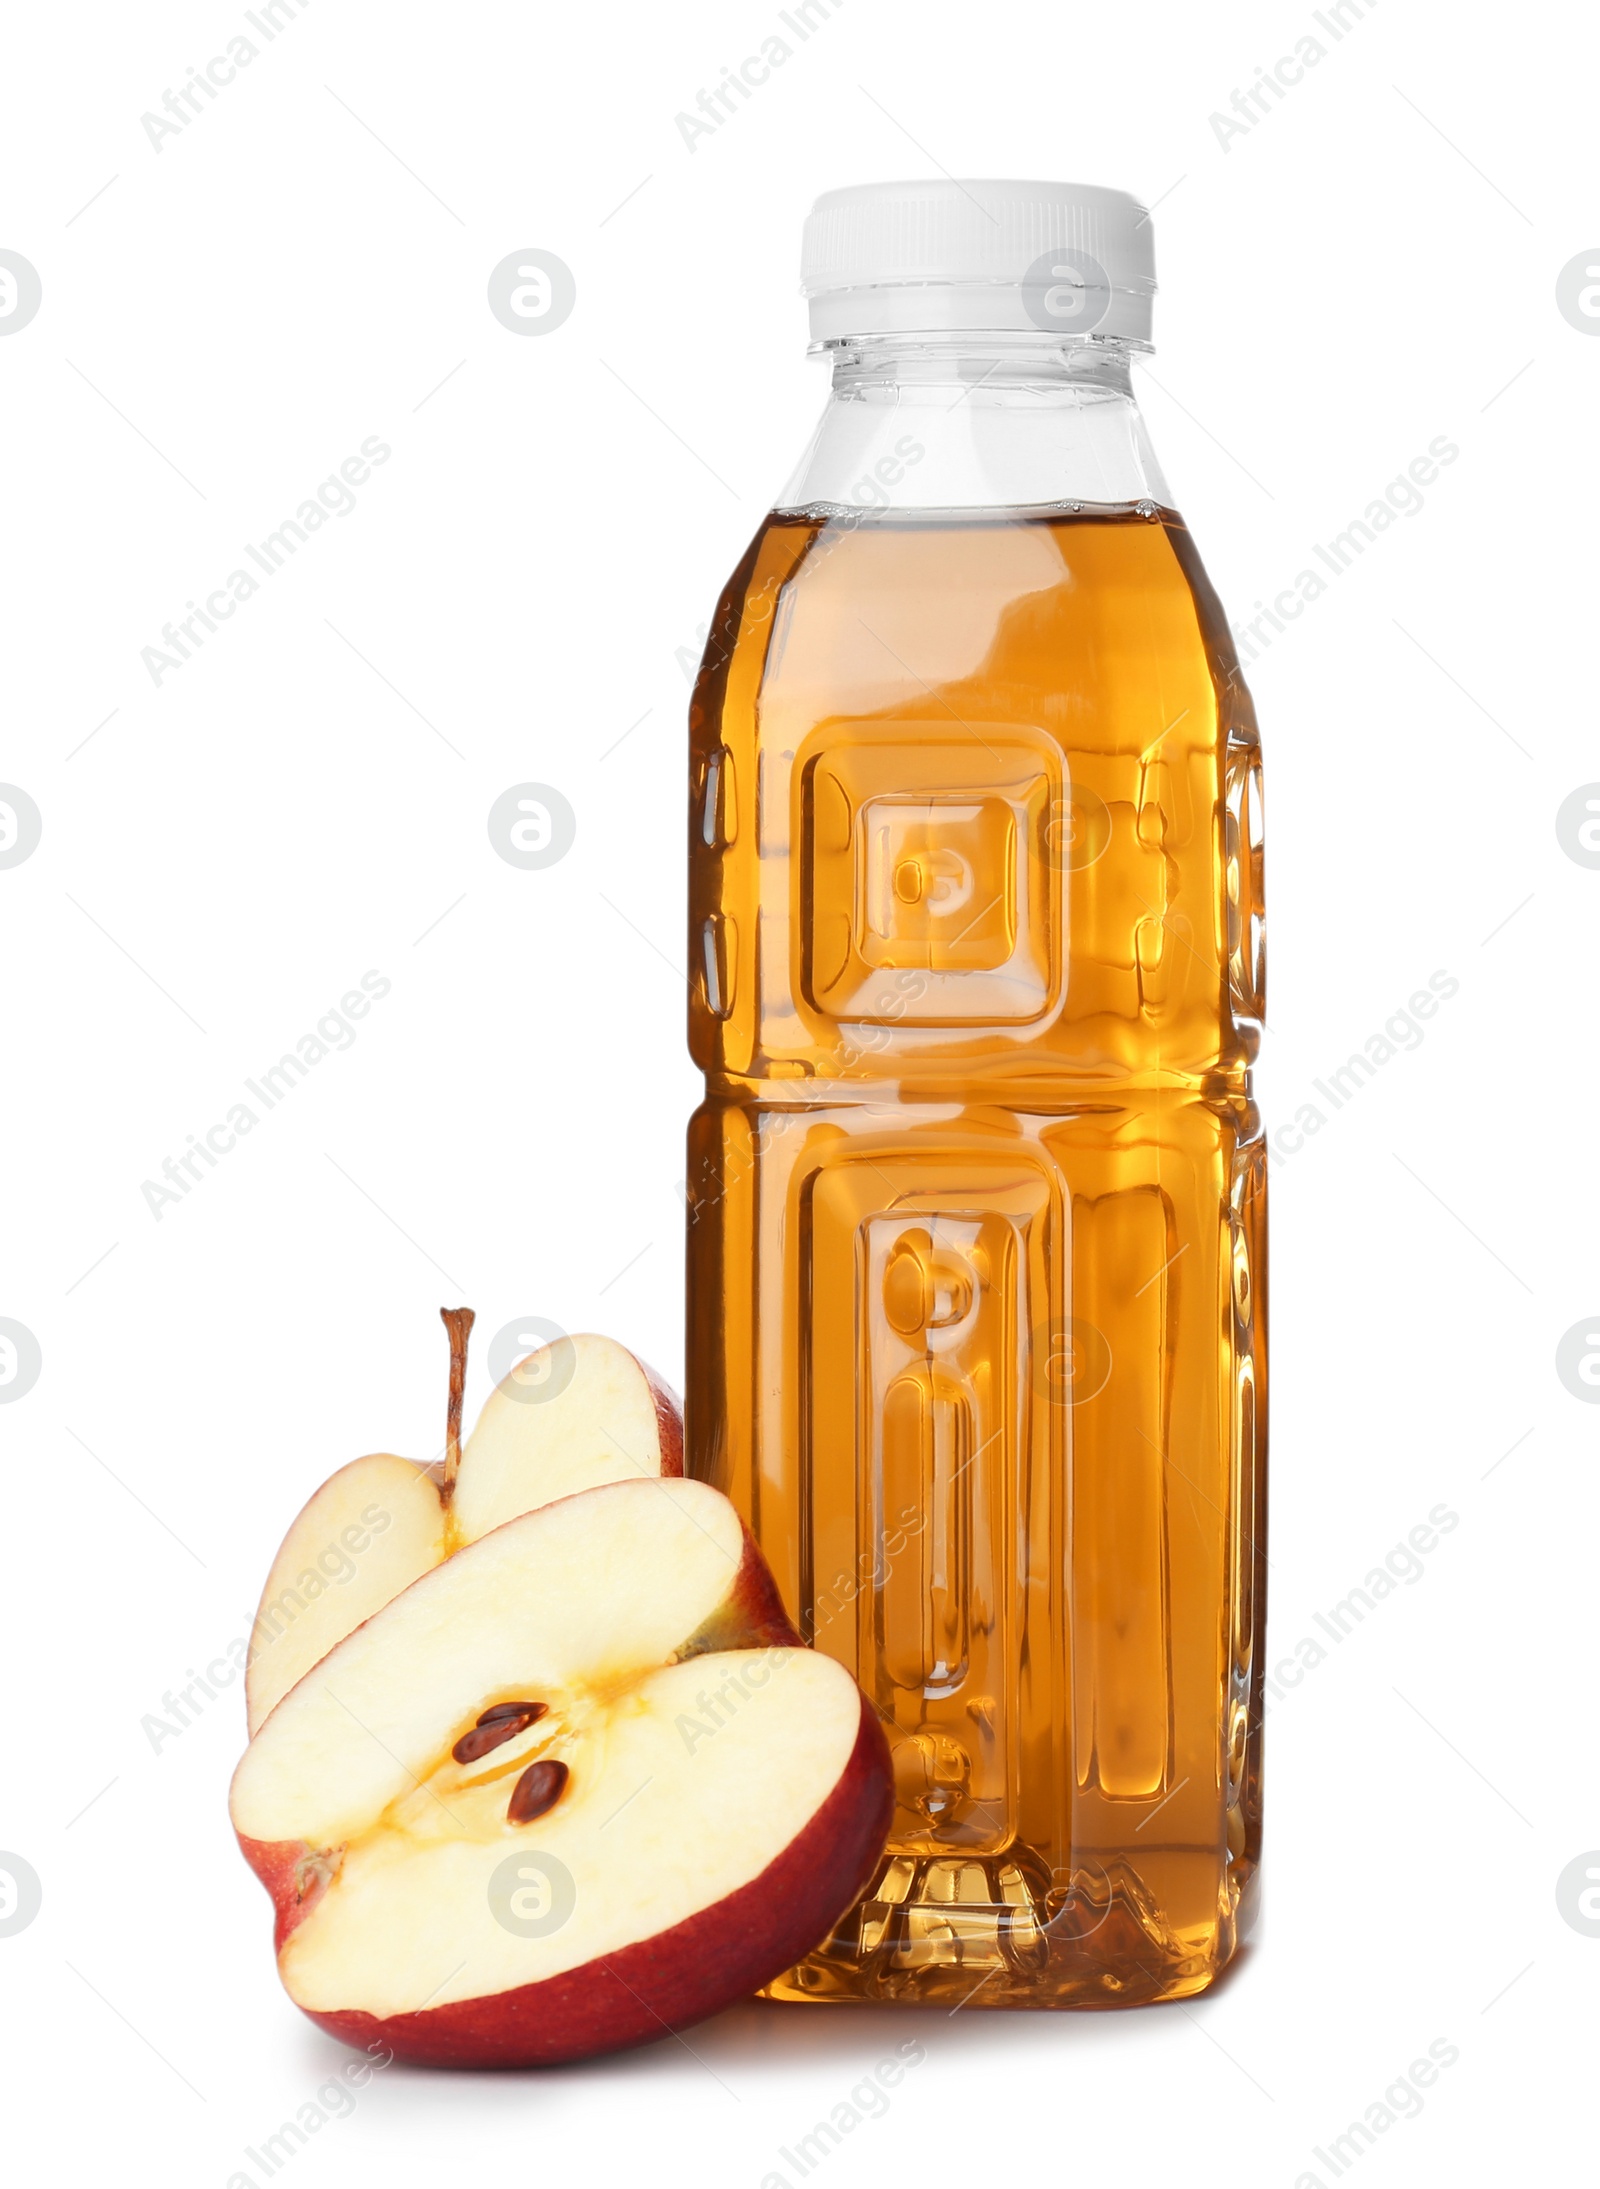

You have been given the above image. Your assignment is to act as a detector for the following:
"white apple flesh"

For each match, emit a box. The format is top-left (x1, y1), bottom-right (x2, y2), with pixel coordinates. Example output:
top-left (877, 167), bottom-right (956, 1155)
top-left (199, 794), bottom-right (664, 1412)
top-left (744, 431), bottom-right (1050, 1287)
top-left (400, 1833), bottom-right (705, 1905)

top-left (232, 1478), bottom-right (892, 2067)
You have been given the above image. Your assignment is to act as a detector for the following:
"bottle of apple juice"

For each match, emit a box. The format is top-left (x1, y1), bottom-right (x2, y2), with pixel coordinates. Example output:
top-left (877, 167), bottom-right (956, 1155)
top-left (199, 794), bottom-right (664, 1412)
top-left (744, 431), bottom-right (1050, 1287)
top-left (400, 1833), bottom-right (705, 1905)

top-left (686, 180), bottom-right (1266, 2006)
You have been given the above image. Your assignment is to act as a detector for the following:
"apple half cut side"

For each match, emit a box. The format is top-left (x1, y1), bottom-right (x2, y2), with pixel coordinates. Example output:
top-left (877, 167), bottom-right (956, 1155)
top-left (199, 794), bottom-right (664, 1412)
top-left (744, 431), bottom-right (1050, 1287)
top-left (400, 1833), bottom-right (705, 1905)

top-left (245, 1312), bottom-right (682, 1733)
top-left (230, 1477), bottom-right (893, 2068)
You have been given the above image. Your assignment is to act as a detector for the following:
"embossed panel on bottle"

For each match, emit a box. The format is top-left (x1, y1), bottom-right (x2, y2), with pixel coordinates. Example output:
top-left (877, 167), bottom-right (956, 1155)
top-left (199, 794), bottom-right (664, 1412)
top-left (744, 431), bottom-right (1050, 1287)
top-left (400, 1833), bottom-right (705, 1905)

top-left (875, 1224), bottom-right (982, 1697)
top-left (804, 1149), bottom-right (1050, 1855)
top-left (1226, 1131), bottom-right (1266, 1848)
top-left (699, 911), bottom-right (735, 1019)
top-left (797, 721), bottom-right (1061, 1025)
top-left (1224, 729), bottom-right (1266, 1032)
top-left (699, 744), bottom-right (737, 848)
top-left (1069, 1182), bottom-right (1175, 1801)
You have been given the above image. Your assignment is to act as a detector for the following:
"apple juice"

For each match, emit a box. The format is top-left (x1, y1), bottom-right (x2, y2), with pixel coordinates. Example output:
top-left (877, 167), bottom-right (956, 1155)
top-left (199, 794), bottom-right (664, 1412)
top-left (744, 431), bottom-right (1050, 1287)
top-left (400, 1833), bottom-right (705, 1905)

top-left (686, 184), bottom-right (1266, 2006)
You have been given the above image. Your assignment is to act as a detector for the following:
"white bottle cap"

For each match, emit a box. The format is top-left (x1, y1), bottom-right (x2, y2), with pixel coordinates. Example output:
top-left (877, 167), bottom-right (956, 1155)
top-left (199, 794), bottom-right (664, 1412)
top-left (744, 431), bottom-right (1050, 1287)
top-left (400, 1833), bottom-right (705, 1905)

top-left (800, 178), bottom-right (1155, 346)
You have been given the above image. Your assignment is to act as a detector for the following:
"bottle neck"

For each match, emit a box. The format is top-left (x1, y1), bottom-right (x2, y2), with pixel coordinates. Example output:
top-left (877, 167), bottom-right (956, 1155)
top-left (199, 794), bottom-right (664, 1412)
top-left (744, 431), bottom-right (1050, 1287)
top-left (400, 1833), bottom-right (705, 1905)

top-left (776, 334), bottom-right (1170, 517)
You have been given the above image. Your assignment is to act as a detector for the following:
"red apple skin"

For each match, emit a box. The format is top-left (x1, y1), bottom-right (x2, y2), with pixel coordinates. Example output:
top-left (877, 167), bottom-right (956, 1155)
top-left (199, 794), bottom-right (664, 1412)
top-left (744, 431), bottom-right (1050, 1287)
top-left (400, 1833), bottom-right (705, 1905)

top-left (281, 1692), bottom-right (891, 2068)
top-left (639, 1360), bottom-right (685, 1479)
top-left (676, 1529), bottom-right (797, 1662)
top-left (237, 1833), bottom-right (342, 1955)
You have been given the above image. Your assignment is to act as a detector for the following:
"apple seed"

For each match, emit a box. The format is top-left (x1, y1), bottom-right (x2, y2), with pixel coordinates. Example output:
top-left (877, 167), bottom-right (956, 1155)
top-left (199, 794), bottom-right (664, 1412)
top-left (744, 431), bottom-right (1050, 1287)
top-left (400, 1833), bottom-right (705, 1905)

top-left (452, 1703), bottom-right (547, 1765)
top-left (477, 1700), bottom-right (548, 1727)
top-left (508, 1758), bottom-right (569, 1825)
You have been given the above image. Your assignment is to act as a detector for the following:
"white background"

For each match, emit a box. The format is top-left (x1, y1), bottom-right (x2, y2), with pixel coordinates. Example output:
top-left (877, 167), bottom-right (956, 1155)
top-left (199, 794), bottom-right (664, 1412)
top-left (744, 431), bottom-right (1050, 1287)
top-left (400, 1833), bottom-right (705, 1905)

top-left (1, 0), bottom-right (1594, 2182)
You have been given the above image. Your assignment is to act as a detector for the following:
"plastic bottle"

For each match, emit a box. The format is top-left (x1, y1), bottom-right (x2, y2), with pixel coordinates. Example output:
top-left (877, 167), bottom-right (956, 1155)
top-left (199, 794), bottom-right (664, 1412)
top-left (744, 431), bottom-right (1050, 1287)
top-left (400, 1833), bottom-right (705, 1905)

top-left (687, 180), bottom-right (1266, 2005)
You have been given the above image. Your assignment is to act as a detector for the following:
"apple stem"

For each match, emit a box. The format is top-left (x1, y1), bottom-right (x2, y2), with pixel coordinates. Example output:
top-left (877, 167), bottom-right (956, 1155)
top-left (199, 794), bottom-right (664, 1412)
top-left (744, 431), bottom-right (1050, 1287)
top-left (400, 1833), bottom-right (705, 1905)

top-left (440, 1306), bottom-right (475, 1498)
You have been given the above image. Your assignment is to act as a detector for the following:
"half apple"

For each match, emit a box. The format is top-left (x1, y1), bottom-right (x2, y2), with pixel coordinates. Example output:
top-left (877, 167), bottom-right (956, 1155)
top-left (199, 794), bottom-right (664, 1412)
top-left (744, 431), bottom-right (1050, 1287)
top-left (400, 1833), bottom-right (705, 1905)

top-left (231, 1476), bottom-right (892, 2066)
